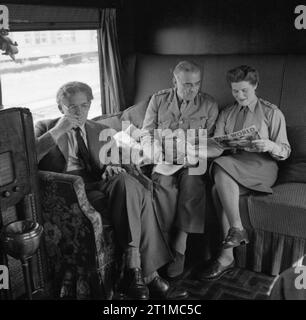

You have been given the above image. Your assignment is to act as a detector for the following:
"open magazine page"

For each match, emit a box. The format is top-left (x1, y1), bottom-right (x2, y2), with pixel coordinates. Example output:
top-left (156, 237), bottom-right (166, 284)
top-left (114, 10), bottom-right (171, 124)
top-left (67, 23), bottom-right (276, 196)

top-left (153, 128), bottom-right (208, 175)
top-left (113, 125), bottom-right (208, 176)
top-left (112, 124), bottom-right (154, 187)
top-left (113, 124), bottom-right (147, 165)
top-left (208, 125), bottom-right (261, 150)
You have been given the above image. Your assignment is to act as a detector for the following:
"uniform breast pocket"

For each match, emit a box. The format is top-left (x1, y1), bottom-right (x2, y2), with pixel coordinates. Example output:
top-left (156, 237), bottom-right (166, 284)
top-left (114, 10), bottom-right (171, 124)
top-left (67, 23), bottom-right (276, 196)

top-left (189, 117), bottom-right (207, 129)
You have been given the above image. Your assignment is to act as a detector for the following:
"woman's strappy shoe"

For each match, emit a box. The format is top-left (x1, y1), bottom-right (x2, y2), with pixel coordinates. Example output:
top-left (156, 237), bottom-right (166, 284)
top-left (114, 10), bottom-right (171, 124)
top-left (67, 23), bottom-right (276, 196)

top-left (222, 227), bottom-right (249, 249)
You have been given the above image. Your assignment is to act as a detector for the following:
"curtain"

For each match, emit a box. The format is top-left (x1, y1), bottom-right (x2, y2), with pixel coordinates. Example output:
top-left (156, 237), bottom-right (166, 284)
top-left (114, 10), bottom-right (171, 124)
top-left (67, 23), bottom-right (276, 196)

top-left (99, 8), bottom-right (125, 114)
top-left (0, 77), bottom-right (3, 109)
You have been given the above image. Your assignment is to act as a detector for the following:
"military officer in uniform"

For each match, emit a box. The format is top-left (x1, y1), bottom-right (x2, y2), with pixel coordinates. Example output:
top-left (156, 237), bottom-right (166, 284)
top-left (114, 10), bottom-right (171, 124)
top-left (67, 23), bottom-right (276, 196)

top-left (198, 65), bottom-right (291, 281)
top-left (141, 61), bottom-right (219, 278)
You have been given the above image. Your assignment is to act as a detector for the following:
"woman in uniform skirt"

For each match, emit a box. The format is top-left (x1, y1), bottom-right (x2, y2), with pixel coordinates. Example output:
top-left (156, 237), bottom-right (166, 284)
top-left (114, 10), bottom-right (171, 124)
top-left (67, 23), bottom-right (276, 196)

top-left (199, 65), bottom-right (291, 280)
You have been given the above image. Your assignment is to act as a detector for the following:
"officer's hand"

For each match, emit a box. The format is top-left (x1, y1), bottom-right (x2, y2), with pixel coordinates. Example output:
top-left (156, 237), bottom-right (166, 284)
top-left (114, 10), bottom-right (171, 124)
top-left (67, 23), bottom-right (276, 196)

top-left (101, 166), bottom-right (126, 180)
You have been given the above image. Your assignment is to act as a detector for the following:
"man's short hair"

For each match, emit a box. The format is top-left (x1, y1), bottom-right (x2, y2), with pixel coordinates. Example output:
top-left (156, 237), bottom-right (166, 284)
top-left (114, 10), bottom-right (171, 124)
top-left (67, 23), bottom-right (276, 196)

top-left (226, 65), bottom-right (259, 86)
top-left (56, 81), bottom-right (93, 106)
top-left (173, 60), bottom-right (201, 77)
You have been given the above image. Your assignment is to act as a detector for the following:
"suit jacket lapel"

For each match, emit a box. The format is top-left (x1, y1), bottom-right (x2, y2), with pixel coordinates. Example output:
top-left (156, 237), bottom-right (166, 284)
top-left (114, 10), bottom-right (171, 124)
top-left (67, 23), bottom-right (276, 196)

top-left (57, 133), bottom-right (69, 163)
top-left (47, 118), bottom-right (68, 164)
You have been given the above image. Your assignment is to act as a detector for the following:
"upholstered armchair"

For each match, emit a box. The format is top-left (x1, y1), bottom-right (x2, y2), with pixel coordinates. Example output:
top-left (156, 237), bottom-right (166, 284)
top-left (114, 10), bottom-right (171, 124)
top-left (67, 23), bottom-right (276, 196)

top-left (36, 99), bottom-right (151, 300)
top-left (38, 171), bottom-right (123, 299)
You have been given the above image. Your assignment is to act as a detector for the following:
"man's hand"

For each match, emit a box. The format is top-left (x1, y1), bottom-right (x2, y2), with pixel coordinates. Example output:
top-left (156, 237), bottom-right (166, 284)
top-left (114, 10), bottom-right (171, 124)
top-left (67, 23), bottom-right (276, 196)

top-left (251, 139), bottom-right (275, 153)
top-left (141, 136), bottom-right (163, 164)
top-left (49, 115), bottom-right (79, 141)
top-left (101, 165), bottom-right (126, 181)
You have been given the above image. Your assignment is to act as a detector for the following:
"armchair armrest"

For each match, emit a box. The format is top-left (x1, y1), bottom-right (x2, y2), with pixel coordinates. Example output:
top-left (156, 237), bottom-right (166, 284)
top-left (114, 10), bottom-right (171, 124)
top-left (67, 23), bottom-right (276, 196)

top-left (38, 170), bottom-right (120, 299)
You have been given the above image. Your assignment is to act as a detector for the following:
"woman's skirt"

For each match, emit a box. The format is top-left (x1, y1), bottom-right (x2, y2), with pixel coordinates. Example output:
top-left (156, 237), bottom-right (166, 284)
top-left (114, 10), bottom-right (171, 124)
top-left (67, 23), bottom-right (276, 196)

top-left (210, 151), bottom-right (278, 193)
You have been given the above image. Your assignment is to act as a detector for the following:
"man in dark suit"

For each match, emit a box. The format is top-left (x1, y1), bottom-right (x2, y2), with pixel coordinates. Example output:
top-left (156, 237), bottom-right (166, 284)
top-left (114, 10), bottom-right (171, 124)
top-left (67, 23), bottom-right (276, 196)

top-left (35, 81), bottom-right (188, 300)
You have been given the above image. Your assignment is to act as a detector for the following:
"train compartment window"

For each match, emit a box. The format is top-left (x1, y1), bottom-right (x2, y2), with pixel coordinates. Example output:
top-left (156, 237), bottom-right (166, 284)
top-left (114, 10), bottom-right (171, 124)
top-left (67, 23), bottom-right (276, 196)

top-left (0, 30), bottom-right (101, 122)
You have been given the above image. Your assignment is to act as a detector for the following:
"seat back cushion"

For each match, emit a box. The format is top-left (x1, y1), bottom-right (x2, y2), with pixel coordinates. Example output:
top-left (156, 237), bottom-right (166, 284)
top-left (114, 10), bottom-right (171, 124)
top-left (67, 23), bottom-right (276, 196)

top-left (278, 125), bottom-right (306, 184)
top-left (128, 53), bottom-right (285, 110)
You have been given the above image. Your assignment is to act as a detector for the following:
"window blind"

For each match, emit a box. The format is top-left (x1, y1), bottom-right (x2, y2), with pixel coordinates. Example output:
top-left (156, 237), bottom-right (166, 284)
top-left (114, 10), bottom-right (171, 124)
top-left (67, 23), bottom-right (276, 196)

top-left (5, 4), bottom-right (101, 31)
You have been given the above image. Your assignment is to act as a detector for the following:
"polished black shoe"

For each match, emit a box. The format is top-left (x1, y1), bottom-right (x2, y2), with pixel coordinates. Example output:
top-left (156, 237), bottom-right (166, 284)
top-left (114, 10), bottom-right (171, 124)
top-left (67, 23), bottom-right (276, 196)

top-left (148, 276), bottom-right (189, 299)
top-left (222, 227), bottom-right (249, 249)
top-left (197, 260), bottom-right (235, 281)
top-left (122, 268), bottom-right (149, 300)
top-left (167, 251), bottom-right (185, 278)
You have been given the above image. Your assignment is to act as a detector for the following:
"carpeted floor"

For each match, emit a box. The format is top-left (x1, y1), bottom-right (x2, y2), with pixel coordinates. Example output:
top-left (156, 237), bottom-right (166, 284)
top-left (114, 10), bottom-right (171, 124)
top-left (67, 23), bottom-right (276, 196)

top-left (171, 265), bottom-right (276, 300)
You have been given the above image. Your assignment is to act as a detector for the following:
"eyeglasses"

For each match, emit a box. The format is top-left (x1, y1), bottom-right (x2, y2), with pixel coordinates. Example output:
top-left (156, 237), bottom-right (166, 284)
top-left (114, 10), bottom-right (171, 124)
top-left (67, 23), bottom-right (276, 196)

top-left (62, 102), bottom-right (91, 110)
top-left (176, 79), bottom-right (201, 89)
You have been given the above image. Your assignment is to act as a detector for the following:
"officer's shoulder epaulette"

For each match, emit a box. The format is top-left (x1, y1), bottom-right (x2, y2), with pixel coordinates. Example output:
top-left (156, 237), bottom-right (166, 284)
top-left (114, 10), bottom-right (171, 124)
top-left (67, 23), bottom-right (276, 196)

top-left (199, 91), bottom-right (216, 102)
top-left (154, 88), bottom-right (172, 96)
top-left (259, 98), bottom-right (278, 110)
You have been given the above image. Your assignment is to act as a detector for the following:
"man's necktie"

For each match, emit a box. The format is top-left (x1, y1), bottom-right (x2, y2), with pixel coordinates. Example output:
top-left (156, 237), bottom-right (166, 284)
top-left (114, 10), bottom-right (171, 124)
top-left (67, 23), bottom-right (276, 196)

top-left (74, 127), bottom-right (100, 176)
top-left (180, 100), bottom-right (188, 114)
top-left (233, 105), bottom-right (248, 132)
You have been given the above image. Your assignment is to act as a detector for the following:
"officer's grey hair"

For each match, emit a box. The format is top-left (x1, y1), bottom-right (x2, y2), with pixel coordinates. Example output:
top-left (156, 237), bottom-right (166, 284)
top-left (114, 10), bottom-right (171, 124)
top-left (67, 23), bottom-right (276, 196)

top-left (173, 61), bottom-right (201, 77)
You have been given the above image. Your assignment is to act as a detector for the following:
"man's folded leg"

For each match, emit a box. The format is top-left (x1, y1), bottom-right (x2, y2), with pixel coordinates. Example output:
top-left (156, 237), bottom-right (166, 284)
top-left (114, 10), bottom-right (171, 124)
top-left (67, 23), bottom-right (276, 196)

top-left (99, 172), bottom-right (188, 299)
top-left (84, 174), bottom-right (147, 299)
top-left (103, 173), bottom-right (171, 272)
top-left (121, 246), bottom-right (149, 300)
top-left (136, 177), bottom-right (188, 300)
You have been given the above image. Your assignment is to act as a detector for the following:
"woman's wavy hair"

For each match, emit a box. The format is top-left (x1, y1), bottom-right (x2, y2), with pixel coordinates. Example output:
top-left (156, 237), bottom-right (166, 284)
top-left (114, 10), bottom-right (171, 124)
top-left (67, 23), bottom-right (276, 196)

top-left (226, 65), bottom-right (259, 87)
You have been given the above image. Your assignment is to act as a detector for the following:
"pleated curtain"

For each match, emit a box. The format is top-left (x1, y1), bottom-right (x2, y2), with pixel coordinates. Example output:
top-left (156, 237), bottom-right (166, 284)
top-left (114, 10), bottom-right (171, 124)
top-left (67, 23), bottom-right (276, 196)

top-left (98, 8), bottom-right (125, 114)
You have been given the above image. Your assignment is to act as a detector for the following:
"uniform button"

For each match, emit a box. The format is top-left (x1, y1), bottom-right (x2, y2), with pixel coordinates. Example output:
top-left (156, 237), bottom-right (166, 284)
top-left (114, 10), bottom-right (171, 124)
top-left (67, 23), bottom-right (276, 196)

top-left (3, 191), bottom-right (10, 198)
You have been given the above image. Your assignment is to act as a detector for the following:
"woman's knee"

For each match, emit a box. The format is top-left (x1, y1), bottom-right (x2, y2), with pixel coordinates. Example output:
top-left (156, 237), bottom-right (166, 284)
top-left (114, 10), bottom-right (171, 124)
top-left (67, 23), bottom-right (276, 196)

top-left (213, 165), bottom-right (231, 186)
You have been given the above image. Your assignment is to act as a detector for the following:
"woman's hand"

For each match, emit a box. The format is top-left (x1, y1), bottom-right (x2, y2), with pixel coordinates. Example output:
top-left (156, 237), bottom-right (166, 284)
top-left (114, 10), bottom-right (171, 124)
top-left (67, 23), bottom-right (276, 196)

top-left (251, 139), bottom-right (275, 152)
top-left (207, 138), bottom-right (224, 158)
top-left (101, 165), bottom-right (126, 180)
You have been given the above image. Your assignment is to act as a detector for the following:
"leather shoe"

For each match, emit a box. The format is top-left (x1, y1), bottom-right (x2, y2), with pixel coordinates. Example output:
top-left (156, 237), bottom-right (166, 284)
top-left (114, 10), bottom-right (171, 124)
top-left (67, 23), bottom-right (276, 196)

top-left (167, 251), bottom-right (185, 278)
top-left (121, 268), bottom-right (149, 300)
top-left (198, 260), bottom-right (235, 281)
top-left (222, 227), bottom-right (249, 249)
top-left (148, 276), bottom-right (189, 299)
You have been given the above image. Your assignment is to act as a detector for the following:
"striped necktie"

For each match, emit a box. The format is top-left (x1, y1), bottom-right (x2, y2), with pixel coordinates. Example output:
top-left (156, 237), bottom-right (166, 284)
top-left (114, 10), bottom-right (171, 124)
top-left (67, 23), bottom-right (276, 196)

top-left (233, 105), bottom-right (248, 132)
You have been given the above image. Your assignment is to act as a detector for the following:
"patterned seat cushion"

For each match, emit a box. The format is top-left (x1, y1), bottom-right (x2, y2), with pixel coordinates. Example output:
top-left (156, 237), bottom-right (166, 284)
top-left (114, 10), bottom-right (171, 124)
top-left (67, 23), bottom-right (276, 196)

top-left (39, 171), bottom-right (123, 299)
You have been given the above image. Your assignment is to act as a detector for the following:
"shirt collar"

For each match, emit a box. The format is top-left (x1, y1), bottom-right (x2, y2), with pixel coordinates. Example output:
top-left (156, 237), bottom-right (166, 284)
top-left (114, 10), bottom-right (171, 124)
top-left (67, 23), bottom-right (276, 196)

top-left (174, 88), bottom-right (198, 106)
top-left (79, 124), bottom-right (86, 136)
top-left (72, 124), bottom-right (86, 136)
top-left (238, 97), bottom-right (258, 113)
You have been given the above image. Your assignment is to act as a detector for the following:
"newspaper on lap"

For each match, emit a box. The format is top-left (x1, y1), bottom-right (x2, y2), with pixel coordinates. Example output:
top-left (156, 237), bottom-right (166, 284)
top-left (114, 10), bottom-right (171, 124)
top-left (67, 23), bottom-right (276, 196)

top-left (208, 125), bottom-right (261, 150)
top-left (113, 124), bottom-right (208, 176)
